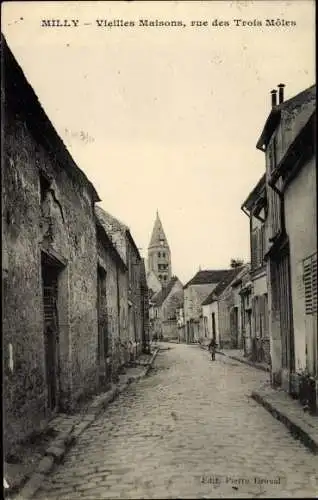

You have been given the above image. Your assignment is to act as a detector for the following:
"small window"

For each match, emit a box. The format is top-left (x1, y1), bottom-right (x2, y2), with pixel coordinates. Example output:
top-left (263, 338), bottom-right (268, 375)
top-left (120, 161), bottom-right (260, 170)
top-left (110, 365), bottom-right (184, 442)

top-left (39, 171), bottom-right (51, 203)
top-left (158, 252), bottom-right (161, 258)
top-left (163, 252), bottom-right (166, 258)
top-left (163, 276), bottom-right (167, 281)
top-left (159, 274), bottom-right (162, 280)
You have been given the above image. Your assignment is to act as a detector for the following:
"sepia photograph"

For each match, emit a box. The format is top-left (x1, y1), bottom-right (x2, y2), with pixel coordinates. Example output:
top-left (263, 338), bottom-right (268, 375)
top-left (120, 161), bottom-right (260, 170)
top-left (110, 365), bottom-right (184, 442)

top-left (1, 0), bottom-right (317, 498)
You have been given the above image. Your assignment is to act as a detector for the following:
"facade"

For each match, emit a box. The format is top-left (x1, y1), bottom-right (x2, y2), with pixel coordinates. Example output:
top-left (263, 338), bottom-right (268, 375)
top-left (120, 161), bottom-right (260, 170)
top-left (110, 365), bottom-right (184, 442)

top-left (150, 277), bottom-right (183, 341)
top-left (256, 83), bottom-right (317, 409)
top-left (147, 211), bottom-right (172, 287)
top-left (201, 267), bottom-right (246, 348)
top-left (184, 269), bottom-right (234, 343)
top-left (95, 206), bottom-right (149, 363)
top-left (95, 214), bottom-right (128, 385)
top-left (3, 40), bottom-right (101, 449)
top-left (241, 175), bottom-right (270, 364)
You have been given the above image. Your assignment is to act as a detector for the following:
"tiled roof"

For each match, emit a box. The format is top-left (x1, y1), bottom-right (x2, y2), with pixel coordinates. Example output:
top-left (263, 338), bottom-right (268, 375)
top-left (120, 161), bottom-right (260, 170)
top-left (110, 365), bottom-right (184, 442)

top-left (95, 205), bottom-right (128, 235)
top-left (201, 267), bottom-right (244, 305)
top-left (184, 269), bottom-right (233, 289)
top-left (151, 276), bottom-right (180, 306)
top-left (95, 205), bottom-right (141, 261)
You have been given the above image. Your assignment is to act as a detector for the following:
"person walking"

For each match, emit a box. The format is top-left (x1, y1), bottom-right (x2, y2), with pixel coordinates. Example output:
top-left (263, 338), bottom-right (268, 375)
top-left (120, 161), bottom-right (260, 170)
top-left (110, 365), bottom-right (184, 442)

top-left (208, 338), bottom-right (217, 361)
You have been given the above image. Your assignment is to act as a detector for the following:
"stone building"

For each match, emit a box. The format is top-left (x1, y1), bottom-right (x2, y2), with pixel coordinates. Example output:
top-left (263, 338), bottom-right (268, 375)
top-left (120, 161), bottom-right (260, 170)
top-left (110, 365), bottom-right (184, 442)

top-left (95, 206), bottom-right (149, 362)
top-left (149, 276), bottom-right (183, 341)
top-left (256, 83), bottom-right (316, 410)
top-left (183, 269), bottom-right (234, 343)
top-left (2, 39), bottom-right (101, 449)
top-left (147, 211), bottom-right (172, 288)
top-left (95, 213), bottom-right (128, 385)
top-left (201, 267), bottom-right (245, 348)
top-left (241, 174), bottom-right (270, 364)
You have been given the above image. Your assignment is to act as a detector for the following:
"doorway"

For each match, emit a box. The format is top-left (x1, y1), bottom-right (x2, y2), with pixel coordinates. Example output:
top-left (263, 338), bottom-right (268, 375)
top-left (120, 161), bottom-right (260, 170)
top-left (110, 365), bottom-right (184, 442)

top-left (42, 254), bottom-right (61, 412)
top-left (211, 313), bottom-right (216, 342)
top-left (97, 266), bottom-right (108, 385)
top-left (231, 307), bottom-right (239, 349)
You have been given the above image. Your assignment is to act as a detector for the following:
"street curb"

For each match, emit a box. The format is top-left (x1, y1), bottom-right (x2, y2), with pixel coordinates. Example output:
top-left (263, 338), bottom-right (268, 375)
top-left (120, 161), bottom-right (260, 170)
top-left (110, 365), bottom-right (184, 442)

top-left (12, 348), bottom-right (160, 500)
top-left (215, 349), bottom-right (270, 373)
top-left (144, 346), bottom-right (160, 376)
top-left (251, 390), bottom-right (318, 454)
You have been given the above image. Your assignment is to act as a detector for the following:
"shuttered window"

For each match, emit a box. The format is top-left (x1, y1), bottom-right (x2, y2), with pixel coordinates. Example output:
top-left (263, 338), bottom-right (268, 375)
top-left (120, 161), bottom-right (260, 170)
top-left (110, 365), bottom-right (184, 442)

top-left (251, 226), bottom-right (266, 271)
top-left (303, 253), bottom-right (317, 315)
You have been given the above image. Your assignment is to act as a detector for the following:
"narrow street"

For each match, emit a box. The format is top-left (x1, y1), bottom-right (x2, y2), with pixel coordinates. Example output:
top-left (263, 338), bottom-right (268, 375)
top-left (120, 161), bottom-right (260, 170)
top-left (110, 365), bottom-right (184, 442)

top-left (34, 345), bottom-right (318, 499)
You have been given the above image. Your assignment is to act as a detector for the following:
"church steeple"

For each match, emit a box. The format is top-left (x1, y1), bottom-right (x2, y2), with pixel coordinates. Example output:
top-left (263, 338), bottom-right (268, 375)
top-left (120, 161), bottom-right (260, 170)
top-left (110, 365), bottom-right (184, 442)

top-left (147, 211), bottom-right (171, 287)
top-left (149, 211), bottom-right (169, 249)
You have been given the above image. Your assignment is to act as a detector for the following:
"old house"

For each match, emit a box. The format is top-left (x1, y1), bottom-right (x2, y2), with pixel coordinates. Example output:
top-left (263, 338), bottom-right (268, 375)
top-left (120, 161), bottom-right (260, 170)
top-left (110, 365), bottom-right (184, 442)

top-left (241, 175), bottom-right (270, 364)
top-left (256, 83), bottom-right (316, 409)
top-left (201, 266), bottom-right (246, 347)
top-left (183, 269), bottom-right (234, 343)
top-left (149, 276), bottom-right (183, 341)
top-left (95, 213), bottom-right (128, 385)
top-left (95, 206), bottom-right (149, 362)
top-left (3, 39), bottom-right (101, 450)
top-left (231, 265), bottom-right (251, 352)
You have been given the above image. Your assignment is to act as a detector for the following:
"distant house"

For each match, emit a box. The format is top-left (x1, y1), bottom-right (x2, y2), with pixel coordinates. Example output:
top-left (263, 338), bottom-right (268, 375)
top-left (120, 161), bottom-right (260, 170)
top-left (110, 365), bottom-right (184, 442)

top-left (95, 213), bottom-right (128, 384)
top-left (95, 206), bottom-right (150, 363)
top-left (256, 83), bottom-right (316, 408)
top-left (183, 269), bottom-right (234, 343)
top-left (201, 266), bottom-right (246, 348)
top-left (150, 276), bottom-right (183, 341)
top-left (241, 174), bottom-right (270, 364)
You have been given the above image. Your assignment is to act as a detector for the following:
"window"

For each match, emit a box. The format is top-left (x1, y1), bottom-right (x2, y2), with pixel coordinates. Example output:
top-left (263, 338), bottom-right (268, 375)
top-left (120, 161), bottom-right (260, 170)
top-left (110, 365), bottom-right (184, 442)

top-left (303, 253), bottom-right (317, 315)
top-left (158, 252), bottom-right (161, 258)
top-left (251, 225), bottom-right (266, 270)
top-left (163, 276), bottom-right (167, 281)
top-left (39, 171), bottom-right (51, 203)
top-left (159, 274), bottom-right (162, 280)
top-left (163, 252), bottom-right (166, 258)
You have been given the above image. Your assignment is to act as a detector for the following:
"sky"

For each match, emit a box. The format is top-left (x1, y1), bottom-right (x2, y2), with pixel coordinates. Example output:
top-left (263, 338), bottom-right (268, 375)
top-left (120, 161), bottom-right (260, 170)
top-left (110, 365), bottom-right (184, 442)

top-left (2, 0), bottom-right (315, 284)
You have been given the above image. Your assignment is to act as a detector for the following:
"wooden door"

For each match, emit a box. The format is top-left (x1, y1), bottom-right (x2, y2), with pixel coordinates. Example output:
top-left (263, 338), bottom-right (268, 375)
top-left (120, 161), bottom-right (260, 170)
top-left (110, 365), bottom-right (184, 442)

top-left (42, 264), bottom-right (59, 412)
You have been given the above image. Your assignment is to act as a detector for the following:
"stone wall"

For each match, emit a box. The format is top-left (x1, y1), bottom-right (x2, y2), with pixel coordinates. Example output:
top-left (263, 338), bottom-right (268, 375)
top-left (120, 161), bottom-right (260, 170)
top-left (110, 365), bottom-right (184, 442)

top-left (3, 108), bottom-right (99, 449)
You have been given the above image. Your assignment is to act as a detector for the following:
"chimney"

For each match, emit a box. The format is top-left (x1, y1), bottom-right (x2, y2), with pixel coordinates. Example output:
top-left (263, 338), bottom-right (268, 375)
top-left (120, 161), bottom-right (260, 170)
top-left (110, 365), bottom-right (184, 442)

top-left (278, 83), bottom-right (285, 104)
top-left (270, 89), bottom-right (277, 108)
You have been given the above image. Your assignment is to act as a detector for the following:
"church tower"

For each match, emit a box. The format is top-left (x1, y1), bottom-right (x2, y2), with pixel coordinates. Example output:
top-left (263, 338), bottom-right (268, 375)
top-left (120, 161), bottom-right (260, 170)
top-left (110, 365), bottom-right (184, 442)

top-left (147, 211), bottom-right (172, 287)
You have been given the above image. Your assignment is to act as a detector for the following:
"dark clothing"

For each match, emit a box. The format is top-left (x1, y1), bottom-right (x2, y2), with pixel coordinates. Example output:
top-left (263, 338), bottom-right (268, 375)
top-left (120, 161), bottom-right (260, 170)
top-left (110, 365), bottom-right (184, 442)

top-left (208, 339), bottom-right (217, 361)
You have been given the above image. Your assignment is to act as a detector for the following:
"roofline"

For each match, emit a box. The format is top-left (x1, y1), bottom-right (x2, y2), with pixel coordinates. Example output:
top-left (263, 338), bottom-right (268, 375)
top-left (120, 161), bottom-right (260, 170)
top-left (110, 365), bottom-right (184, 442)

top-left (2, 36), bottom-right (100, 203)
top-left (256, 84), bottom-right (316, 151)
top-left (125, 229), bottom-right (141, 261)
top-left (256, 108), bottom-right (281, 151)
top-left (184, 269), bottom-right (233, 289)
top-left (95, 216), bottom-right (127, 271)
top-left (241, 173), bottom-right (266, 213)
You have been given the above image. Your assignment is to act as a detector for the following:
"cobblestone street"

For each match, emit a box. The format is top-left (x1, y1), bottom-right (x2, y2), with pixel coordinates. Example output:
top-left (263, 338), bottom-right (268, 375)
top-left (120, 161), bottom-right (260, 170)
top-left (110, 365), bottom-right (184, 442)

top-left (35, 345), bottom-right (318, 499)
